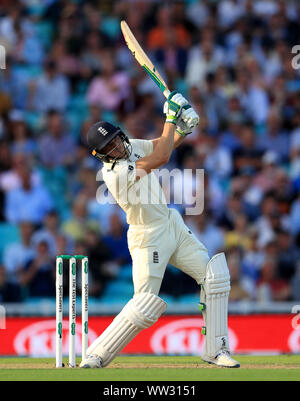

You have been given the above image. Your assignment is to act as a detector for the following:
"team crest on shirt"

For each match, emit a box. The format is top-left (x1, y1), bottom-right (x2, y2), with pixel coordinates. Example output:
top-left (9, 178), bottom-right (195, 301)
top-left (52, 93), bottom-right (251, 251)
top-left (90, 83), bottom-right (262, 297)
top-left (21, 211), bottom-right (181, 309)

top-left (153, 251), bottom-right (159, 264)
top-left (128, 165), bottom-right (134, 171)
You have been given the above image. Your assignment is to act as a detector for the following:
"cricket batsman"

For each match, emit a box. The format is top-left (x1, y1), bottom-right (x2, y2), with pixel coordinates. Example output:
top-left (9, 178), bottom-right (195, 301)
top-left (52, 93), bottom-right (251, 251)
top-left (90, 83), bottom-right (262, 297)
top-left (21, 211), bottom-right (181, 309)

top-left (81, 91), bottom-right (240, 368)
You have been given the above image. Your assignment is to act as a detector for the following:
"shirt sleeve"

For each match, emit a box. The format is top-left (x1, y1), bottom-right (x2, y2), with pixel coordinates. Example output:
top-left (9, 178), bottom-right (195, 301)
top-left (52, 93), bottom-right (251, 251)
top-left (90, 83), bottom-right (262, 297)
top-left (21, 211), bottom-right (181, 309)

top-left (103, 161), bottom-right (137, 204)
top-left (133, 139), bottom-right (154, 157)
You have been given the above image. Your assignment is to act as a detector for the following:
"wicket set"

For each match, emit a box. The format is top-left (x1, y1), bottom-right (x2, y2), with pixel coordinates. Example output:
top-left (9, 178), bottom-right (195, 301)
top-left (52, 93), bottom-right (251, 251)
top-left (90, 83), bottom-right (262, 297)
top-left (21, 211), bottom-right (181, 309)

top-left (56, 255), bottom-right (88, 368)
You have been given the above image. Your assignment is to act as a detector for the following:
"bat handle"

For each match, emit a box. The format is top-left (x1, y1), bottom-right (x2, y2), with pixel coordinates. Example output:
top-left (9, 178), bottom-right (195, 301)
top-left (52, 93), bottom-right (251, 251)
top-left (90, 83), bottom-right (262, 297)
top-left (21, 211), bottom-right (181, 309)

top-left (163, 88), bottom-right (171, 98)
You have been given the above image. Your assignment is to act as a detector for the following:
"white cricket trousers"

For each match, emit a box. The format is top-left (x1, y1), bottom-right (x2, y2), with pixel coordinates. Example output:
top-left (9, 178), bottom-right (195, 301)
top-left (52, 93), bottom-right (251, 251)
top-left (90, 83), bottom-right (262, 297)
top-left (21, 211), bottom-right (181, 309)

top-left (127, 208), bottom-right (210, 295)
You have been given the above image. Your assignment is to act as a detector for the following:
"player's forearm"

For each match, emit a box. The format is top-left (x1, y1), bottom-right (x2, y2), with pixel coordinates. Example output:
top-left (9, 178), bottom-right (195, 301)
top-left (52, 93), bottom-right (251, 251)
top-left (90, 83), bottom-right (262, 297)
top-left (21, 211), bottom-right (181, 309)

top-left (151, 126), bottom-right (184, 152)
top-left (173, 132), bottom-right (186, 149)
top-left (135, 123), bottom-right (175, 178)
top-left (156, 122), bottom-right (175, 162)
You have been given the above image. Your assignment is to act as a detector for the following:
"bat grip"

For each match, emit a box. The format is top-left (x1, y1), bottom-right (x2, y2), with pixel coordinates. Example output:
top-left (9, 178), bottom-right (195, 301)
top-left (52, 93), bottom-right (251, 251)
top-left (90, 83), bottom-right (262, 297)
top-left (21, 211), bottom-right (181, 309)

top-left (163, 89), bottom-right (171, 98)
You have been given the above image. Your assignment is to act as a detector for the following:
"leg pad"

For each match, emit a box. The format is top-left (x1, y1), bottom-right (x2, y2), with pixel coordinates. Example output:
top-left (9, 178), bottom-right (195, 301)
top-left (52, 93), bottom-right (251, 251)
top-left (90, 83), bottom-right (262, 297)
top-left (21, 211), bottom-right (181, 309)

top-left (201, 253), bottom-right (231, 358)
top-left (86, 293), bottom-right (166, 367)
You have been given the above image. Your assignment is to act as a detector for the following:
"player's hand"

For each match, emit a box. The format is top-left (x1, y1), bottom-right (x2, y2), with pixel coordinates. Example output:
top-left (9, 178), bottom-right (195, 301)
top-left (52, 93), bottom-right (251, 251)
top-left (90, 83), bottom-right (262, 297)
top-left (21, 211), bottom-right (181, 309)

top-left (176, 106), bottom-right (200, 137)
top-left (163, 91), bottom-right (189, 125)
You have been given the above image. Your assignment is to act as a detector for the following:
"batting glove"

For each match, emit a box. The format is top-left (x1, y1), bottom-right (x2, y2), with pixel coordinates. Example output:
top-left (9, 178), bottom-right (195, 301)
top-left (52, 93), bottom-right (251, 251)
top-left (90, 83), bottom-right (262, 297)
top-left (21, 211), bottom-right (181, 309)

top-left (176, 105), bottom-right (200, 137)
top-left (163, 91), bottom-right (189, 125)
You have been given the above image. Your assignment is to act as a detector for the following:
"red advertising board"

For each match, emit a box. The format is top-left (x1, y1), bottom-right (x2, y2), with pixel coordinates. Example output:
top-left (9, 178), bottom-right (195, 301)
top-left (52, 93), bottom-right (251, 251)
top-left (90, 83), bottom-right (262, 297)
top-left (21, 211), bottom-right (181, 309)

top-left (0, 315), bottom-right (299, 356)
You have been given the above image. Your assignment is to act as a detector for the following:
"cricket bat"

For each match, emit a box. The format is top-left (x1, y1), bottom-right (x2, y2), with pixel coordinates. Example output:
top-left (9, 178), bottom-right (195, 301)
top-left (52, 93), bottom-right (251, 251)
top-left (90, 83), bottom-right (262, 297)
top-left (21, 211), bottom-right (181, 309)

top-left (120, 20), bottom-right (171, 98)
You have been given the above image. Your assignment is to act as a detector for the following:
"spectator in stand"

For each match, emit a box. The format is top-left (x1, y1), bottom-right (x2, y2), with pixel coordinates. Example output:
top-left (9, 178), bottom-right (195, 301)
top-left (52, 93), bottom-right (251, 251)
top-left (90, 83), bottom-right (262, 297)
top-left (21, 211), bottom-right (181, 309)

top-left (152, 27), bottom-right (188, 79)
top-left (227, 249), bottom-right (251, 302)
top-left (147, 6), bottom-right (191, 51)
top-left (0, 264), bottom-right (21, 302)
top-left (204, 134), bottom-right (232, 179)
top-left (255, 193), bottom-right (281, 244)
top-left (256, 257), bottom-right (291, 302)
top-left (8, 110), bottom-right (37, 156)
top-left (225, 213), bottom-right (251, 251)
top-left (0, 141), bottom-right (11, 174)
top-left (19, 240), bottom-right (55, 298)
top-left (0, 58), bottom-right (28, 110)
top-left (219, 99), bottom-right (244, 153)
top-left (84, 229), bottom-right (112, 297)
top-left (242, 226), bottom-right (264, 290)
top-left (49, 39), bottom-right (82, 91)
top-left (5, 166), bottom-right (53, 225)
top-left (2, 221), bottom-right (34, 287)
top-left (218, 191), bottom-right (245, 231)
top-left (27, 59), bottom-right (70, 113)
top-left (202, 72), bottom-right (227, 133)
top-left (31, 211), bottom-right (73, 257)
top-left (87, 51), bottom-right (129, 111)
top-left (0, 152), bottom-right (40, 193)
top-left (258, 111), bottom-right (290, 162)
top-left (185, 31), bottom-right (224, 89)
top-left (103, 213), bottom-right (131, 268)
top-left (277, 230), bottom-right (298, 281)
top-left (236, 68), bottom-right (269, 125)
top-left (80, 30), bottom-right (106, 74)
top-left (218, 0), bottom-right (245, 28)
top-left (273, 169), bottom-right (294, 216)
top-left (186, 39), bottom-right (223, 90)
top-left (39, 110), bottom-right (76, 168)
top-left (62, 195), bottom-right (99, 242)
top-left (12, 22), bottom-right (44, 66)
top-left (290, 112), bottom-right (300, 178)
top-left (232, 123), bottom-right (263, 176)
top-left (253, 151), bottom-right (280, 194)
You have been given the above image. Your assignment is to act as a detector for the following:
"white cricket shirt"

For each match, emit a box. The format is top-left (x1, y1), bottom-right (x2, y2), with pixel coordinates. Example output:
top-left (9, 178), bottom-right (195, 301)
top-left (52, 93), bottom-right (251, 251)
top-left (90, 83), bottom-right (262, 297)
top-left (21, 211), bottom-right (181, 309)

top-left (102, 139), bottom-right (169, 226)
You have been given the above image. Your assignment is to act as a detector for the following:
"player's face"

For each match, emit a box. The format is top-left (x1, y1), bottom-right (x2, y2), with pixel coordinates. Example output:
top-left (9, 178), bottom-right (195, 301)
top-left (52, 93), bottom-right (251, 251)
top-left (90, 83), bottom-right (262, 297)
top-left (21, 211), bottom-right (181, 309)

top-left (102, 135), bottom-right (128, 160)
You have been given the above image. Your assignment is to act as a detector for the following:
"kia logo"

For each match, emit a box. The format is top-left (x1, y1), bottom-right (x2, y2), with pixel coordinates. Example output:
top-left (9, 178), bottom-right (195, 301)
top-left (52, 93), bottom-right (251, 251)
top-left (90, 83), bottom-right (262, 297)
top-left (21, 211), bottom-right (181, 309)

top-left (288, 327), bottom-right (300, 353)
top-left (150, 318), bottom-right (238, 355)
top-left (13, 320), bottom-right (97, 357)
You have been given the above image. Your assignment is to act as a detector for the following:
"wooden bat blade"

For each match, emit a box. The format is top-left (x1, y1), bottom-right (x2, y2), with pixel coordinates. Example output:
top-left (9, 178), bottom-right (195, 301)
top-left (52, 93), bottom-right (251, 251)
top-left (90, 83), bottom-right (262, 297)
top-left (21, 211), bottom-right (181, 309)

top-left (120, 20), bottom-right (170, 98)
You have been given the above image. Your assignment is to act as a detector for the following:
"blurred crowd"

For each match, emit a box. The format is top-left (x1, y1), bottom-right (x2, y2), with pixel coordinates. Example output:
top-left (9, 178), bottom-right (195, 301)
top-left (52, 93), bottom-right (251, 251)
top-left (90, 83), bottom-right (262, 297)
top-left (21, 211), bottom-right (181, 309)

top-left (0, 0), bottom-right (300, 304)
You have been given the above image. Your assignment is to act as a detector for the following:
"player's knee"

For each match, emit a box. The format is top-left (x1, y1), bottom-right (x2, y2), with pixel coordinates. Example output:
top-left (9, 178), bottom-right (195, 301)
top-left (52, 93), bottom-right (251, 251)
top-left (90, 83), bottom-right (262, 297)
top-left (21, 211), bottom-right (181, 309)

top-left (184, 251), bottom-right (210, 285)
top-left (206, 253), bottom-right (229, 277)
top-left (134, 277), bottom-right (162, 297)
top-left (128, 292), bottom-right (167, 328)
top-left (203, 252), bottom-right (210, 268)
top-left (204, 253), bottom-right (230, 293)
top-left (196, 252), bottom-right (210, 283)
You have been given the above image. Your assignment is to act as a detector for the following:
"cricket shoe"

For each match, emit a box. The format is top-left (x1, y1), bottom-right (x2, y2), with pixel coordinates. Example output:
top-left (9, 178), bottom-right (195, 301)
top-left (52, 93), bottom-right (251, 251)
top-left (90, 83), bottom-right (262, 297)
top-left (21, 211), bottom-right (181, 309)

top-left (80, 354), bottom-right (102, 368)
top-left (202, 350), bottom-right (240, 368)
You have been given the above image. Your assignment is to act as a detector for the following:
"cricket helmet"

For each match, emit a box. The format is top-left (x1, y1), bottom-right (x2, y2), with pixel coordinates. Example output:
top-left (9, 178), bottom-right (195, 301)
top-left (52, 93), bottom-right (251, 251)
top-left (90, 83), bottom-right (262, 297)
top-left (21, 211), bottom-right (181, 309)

top-left (87, 121), bottom-right (131, 163)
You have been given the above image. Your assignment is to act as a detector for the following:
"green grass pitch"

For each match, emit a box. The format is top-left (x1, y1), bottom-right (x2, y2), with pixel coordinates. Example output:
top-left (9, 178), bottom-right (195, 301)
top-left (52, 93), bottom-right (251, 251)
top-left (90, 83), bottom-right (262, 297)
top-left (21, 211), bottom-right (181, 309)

top-left (0, 356), bottom-right (299, 381)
